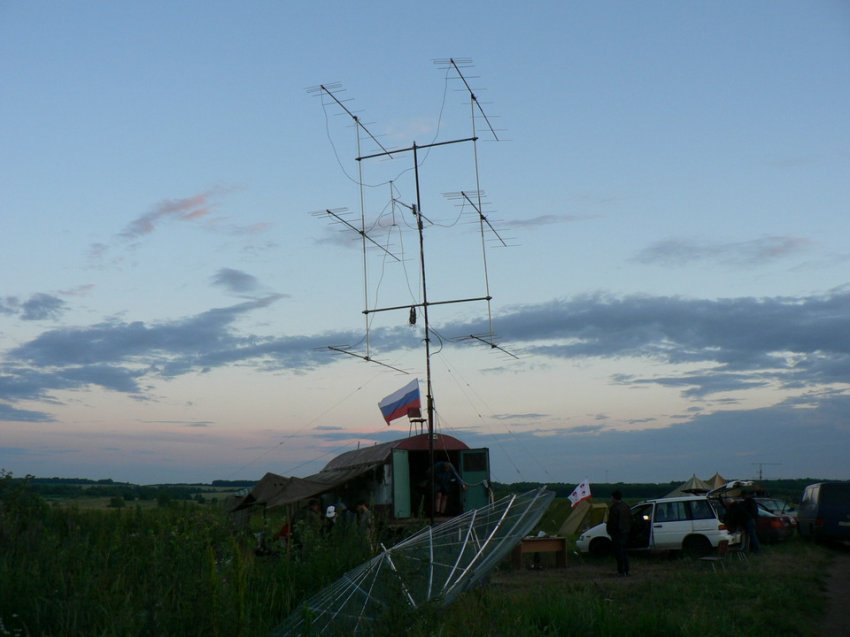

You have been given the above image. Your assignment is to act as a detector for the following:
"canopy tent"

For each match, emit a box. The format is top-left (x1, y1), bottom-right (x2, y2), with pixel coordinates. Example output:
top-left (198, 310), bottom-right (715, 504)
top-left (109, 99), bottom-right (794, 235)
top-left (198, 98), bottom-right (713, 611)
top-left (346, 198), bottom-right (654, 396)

top-left (558, 500), bottom-right (608, 536)
top-left (232, 470), bottom-right (372, 511)
top-left (233, 433), bottom-right (471, 511)
top-left (706, 472), bottom-right (728, 490)
top-left (665, 474), bottom-right (712, 497)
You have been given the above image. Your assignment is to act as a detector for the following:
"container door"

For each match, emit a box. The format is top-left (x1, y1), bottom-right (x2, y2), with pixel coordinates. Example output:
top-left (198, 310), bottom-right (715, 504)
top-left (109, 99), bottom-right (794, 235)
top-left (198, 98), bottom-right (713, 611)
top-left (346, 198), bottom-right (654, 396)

top-left (392, 449), bottom-right (411, 519)
top-left (459, 448), bottom-right (490, 511)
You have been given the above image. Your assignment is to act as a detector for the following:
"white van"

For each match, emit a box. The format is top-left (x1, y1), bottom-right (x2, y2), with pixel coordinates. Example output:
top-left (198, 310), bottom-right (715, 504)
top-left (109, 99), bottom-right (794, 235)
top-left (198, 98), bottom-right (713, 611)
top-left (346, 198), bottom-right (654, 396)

top-left (576, 495), bottom-right (738, 556)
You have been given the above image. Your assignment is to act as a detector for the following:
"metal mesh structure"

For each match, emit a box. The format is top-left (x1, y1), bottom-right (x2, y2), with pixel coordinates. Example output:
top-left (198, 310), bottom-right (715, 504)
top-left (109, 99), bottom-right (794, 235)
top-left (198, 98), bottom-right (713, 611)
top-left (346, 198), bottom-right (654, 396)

top-left (273, 487), bottom-right (555, 636)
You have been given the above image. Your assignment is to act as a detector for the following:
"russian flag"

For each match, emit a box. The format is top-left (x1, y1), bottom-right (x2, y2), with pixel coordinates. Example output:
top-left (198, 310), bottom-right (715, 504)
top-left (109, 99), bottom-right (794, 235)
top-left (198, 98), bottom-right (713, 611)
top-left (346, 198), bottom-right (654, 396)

top-left (378, 379), bottom-right (421, 424)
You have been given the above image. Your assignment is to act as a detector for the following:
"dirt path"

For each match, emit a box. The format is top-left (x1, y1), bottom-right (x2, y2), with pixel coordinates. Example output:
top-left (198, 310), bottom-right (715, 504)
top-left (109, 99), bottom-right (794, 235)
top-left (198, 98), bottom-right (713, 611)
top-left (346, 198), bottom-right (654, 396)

top-left (819, 549), bottom-right (850, 637)
top-left (490, 551), bottom-right (686, 589)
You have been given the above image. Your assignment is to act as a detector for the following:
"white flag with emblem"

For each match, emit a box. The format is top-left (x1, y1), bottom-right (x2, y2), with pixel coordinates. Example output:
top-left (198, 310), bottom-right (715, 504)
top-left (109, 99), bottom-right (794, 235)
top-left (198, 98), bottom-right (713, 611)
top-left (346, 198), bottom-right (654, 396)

top-left (567, 479), bottom-right (592, 508)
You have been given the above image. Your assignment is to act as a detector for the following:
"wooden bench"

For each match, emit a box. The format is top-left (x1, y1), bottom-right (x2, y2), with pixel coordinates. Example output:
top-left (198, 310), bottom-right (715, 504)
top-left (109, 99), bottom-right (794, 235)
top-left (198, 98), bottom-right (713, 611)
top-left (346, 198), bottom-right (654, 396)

top-left (511, 536), bottom-right (568, 569)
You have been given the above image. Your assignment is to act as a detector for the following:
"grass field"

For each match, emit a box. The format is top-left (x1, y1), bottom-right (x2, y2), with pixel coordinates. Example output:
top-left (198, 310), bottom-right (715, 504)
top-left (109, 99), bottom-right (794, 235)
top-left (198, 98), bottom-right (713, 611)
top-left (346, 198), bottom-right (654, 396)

top-left (1, 475), bottom-right (836, 637)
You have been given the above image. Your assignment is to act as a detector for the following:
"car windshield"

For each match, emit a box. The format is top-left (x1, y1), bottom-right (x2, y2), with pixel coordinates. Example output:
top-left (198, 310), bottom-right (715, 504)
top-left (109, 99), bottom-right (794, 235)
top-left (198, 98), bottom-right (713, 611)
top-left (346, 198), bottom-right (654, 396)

top-left (757, 503), bottom-right (779, 517)
top-left (758, 498), bottom-right (793, 514)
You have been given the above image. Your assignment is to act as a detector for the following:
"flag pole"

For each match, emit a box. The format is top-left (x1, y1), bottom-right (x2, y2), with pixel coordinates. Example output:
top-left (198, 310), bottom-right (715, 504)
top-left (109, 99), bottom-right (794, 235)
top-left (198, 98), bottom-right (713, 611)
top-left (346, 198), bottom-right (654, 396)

top-left (412, 143), bottom-right (436, 526)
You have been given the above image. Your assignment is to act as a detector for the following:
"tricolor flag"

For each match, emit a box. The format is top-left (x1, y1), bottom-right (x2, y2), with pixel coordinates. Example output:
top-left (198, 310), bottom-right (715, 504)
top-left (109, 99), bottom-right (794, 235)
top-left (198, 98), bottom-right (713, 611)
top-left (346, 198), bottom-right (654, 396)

top-left (567, 479), bottom-right (592, 508)
top-left (378, 379), bottom-right (422, 425)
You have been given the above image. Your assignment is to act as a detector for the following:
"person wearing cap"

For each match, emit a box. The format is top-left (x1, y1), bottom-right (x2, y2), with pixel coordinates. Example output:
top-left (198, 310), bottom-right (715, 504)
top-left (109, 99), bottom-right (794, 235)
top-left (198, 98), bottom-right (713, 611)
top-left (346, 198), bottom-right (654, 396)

top-left (322, 504), bottom-right (337, 535)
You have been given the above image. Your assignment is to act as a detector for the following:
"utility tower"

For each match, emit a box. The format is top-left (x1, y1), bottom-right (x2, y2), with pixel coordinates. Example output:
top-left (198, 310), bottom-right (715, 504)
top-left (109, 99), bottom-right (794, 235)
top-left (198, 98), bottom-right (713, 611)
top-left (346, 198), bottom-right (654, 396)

top-left (752, 462), bottom-right (781, 480)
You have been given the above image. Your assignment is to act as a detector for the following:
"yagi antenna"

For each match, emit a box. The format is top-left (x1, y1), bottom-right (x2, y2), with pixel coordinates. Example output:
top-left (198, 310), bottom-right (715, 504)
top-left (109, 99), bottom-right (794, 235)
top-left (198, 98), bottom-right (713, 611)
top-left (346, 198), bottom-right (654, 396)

top-left (312, 208), bottom-right (400, 262)
top-left (444, 190), bottom-right (508, 248)
top-left (466, 334), bottom-right (518, 359)
top-left (327, 346), bottom-right (408, 374)
top-left (308, 83), bottom-right (394, 158)
top-left (434, 58), bottom-right (500, 141)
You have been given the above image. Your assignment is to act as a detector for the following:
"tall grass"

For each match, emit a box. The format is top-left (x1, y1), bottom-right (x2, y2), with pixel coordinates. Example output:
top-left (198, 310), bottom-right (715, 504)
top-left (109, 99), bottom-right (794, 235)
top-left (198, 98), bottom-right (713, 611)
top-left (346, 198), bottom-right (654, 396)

top-left (1, 474), bottom-right (834, 637)
top-left (1, 475), bottom-right (370, 636)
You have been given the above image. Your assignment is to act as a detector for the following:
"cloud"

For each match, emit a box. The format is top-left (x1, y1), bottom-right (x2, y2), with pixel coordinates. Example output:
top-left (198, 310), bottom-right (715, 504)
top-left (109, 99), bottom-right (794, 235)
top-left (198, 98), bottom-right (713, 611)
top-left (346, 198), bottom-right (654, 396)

top-left (119, 190), bottom-right (221, 239)
top-left (21, 293), bottom-right (66, 321)
top-left (0, 295), bottom-right (373, 419)
top-left (3, 288), bottom-right (849, 427)
top-left (0, 402), bottom-right (53, 422)
top-left (0, 294), bottom-right (66, 321)
top-left (633, 236), bottom-right (813, 267)
top-left (211, 268), bottom-right (260, 294)
top-left (382, 117), bottom-right (437, 146)
top-left (225, 222), bottom-right (273, 237)
top-left (86, 242), bottom-right (117, 269)
top-left (492, 412), bottom-right (549, 421)
top-left (58, 284), bottom-right (95, 297)
top-left (456, 392), bottom-right (850, 482)
top-left (506, 214), bottom-right (599, 229)
top-left (435, 290), bottom-right (850, 397)
top-left (139, 420), bottom-right (214, 428)
top-left (0, 364), bottom-right (144, 405)
top-left (88, 243), bottom-right (108, 260)
top-left (10, 295), bottom-right (288, 369)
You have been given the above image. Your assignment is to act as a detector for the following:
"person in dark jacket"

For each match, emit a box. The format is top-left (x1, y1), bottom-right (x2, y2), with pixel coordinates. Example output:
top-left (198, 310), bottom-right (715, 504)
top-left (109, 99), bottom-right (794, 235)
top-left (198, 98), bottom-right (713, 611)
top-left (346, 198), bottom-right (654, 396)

top-left (433, 461), bottom-right (464, 515)
top-left (742, 491), bottom-right (761, 553)
top-left (607, 490), bottom-right (632, 576)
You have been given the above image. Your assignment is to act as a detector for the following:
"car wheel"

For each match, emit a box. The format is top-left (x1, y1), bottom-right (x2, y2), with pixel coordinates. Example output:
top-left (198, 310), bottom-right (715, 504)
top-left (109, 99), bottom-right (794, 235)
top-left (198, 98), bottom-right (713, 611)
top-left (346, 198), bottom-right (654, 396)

top-left (589, 537), bottom-right (612, 557)
top-left (682, 535), bottom-right (712, 557)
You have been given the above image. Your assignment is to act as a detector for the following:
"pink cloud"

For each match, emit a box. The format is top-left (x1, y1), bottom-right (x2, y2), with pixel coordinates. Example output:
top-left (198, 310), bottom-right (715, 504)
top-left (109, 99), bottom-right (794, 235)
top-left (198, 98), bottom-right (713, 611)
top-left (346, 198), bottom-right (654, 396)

top-left (120, 190), bottom-right (218, 239)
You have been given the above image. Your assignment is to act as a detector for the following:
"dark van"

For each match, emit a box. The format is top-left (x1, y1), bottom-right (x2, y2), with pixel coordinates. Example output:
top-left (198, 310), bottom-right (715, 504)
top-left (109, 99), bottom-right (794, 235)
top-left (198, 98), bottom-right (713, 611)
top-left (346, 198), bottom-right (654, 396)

top-left (797, 482), bottom-right (850, 543)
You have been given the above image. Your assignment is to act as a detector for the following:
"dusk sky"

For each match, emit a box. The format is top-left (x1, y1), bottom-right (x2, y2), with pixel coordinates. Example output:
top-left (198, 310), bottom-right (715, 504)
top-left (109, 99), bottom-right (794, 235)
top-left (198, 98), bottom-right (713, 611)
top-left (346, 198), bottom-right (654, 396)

top-left (2, 2), bottom-right (849, 486)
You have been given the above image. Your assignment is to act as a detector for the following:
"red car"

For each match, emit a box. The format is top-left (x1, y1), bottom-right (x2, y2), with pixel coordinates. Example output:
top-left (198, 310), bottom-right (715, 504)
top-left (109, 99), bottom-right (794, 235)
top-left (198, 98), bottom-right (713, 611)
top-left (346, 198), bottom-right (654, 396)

top-left (755, 502), bottom-right (795, 543)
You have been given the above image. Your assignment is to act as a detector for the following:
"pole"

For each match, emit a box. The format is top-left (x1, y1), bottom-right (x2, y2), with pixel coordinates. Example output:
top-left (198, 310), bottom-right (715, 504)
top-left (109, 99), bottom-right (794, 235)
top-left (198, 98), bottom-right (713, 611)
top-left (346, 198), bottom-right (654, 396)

top-left (412, 143), bottom-right (435, 526)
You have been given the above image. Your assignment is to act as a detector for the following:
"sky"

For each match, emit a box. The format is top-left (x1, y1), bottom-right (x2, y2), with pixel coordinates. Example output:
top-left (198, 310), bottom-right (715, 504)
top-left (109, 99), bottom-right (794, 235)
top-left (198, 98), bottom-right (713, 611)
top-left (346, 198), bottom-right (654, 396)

top-left (1, 1), bottom-right (849, 486)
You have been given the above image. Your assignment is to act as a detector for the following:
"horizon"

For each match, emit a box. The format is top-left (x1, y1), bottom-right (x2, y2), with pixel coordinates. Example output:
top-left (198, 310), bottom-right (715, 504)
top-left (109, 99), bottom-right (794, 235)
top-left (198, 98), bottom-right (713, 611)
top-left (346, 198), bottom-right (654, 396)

top-left (14, 472), bottom-right (845, 489)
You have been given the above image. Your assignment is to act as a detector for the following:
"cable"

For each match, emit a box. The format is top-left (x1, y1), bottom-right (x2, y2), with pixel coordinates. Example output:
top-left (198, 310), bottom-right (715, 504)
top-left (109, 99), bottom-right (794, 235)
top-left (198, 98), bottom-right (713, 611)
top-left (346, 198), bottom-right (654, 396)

top-left (222, 371), bottom-right (386, 479)
top-left (432, 351), bottom-right (553, 482)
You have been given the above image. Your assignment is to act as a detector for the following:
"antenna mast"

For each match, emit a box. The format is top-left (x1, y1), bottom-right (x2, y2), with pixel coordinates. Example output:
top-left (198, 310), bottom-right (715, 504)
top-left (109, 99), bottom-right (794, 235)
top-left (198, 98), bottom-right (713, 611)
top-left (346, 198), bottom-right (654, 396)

top-left (752, 462), bottom-right (781, 481)
top-left (310, 61), bottom-right (510, 524)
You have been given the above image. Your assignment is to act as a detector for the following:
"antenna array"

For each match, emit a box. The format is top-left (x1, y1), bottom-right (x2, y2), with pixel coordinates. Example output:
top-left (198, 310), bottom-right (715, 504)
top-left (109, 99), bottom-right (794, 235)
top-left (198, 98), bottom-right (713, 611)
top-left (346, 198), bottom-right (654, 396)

top-left (309, 59), bottom-right (511, 368)
top-left (310, 60), bottom-right (514, 523)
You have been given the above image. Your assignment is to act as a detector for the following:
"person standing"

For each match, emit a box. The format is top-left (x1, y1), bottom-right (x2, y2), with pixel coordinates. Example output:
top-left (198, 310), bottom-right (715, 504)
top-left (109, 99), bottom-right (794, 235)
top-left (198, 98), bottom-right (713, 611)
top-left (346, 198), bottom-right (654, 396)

top-left (433, 460), bottom-right (467, 515)
top-left (607, 490), bottom-right (632, 576)
top-left (742, 491), bottom-right (761, 553)
top-left (356, 500), bottom-right (375, 551)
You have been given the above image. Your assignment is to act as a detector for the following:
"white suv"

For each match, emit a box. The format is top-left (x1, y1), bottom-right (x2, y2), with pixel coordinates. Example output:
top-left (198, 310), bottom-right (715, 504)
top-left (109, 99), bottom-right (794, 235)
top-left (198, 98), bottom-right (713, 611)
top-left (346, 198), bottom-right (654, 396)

top-left (576, 495), bottom-right (738, 556)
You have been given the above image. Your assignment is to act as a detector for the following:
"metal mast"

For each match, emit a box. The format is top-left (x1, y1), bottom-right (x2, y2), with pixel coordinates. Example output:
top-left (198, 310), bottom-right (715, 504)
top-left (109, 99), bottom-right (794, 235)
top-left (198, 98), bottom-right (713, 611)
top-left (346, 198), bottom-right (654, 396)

top-left (311, 62), bottom-right (510, 524)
